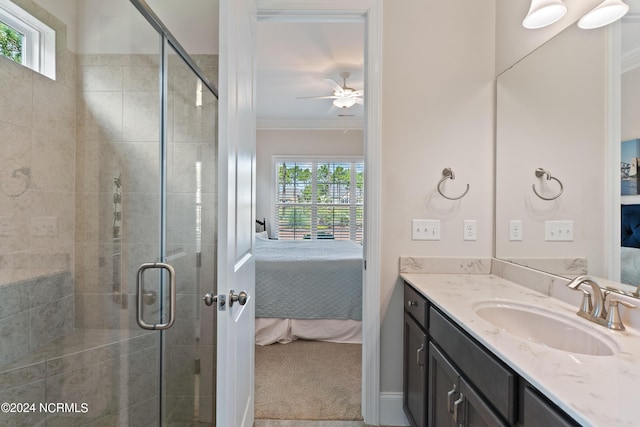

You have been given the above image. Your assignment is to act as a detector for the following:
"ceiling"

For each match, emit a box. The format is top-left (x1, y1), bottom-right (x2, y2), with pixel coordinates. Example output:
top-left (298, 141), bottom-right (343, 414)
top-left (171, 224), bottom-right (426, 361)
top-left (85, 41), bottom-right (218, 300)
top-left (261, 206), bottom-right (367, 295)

top-left (256, 19), bottom-right (365, 130)
top-left (254, 3), bottom-right (640, 131)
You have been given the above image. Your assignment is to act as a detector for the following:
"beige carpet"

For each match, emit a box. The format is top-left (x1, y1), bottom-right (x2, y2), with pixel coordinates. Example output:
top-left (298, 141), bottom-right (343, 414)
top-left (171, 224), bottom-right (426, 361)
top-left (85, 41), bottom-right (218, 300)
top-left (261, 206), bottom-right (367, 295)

top-left (255, 340), bottom-right (362, 421)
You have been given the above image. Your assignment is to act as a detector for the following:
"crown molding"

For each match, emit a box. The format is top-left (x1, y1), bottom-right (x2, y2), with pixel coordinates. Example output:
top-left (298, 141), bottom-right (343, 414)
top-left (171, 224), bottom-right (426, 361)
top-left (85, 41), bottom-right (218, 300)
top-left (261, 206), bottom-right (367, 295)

top-left (256, 118), bottom-right (364, 130)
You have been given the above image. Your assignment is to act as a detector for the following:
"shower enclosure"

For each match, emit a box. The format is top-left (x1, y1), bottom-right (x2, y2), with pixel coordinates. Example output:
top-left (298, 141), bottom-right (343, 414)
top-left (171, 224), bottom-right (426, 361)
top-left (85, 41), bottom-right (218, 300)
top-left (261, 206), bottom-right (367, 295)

top-left (0, 0), bottom-right (218, 425)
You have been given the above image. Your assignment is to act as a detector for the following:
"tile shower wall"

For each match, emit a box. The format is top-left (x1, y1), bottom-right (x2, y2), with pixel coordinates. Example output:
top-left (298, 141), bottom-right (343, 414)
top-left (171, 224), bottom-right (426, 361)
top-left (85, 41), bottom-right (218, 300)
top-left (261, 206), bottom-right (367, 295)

top-left (75, 53), bottom-right (162, 330)
top-left (0, 3), bottom-right (77, 365)
top-left (0, 17), bottom-right (76, 284)
top-left (0, 330), bottom-right (158, 426)
top-left (0, 271), bottom-right (74, 367)
top-left (75, 52), bottom-right (219, 423)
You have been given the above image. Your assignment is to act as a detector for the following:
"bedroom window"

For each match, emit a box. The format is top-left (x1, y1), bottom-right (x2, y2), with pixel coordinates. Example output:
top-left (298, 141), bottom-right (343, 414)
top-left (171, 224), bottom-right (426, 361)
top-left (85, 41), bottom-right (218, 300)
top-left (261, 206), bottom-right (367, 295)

top-left (275, 159), bottom-right (364, 242)
top-left (0, 0), bottom-right (56, 79)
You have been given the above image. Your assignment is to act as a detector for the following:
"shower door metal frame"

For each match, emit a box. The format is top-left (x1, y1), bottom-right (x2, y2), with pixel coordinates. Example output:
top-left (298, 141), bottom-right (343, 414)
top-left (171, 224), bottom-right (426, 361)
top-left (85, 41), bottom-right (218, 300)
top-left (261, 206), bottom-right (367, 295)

top-left (129, 0), bottom-right (218, 98)
top-left (129, 0), bottom-right (220, 425)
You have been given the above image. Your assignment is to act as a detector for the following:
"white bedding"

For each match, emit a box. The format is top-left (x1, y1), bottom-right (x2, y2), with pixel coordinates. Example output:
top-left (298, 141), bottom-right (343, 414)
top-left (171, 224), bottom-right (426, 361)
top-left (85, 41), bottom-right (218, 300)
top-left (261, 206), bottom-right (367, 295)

top-left (254, 237), bottom-right (363, 345)
top-left (254, 237), bottom-right (363, 320)
top-left (255, 318), bottom-right (362, 346)
top-left (621, 246), bottom-right (640, 286)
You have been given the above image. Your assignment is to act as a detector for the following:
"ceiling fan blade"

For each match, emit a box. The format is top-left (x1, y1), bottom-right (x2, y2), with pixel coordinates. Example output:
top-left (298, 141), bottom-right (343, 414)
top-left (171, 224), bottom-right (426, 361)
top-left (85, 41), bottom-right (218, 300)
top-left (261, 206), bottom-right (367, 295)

top-left (296, 95), bottom-right (338, 100)
top-left (352, 90), bottom-right (364, 97)
top-left (325, 78), bottom-right (343, 94)
top-left (354, 97), bottom-right (364, 105)
top-left (328, 104), bottom-right (338, 113)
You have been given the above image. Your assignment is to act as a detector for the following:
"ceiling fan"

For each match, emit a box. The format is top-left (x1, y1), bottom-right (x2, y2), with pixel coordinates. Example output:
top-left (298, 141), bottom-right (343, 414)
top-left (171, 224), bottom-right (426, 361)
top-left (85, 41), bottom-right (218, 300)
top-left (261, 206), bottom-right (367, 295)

top-left (298, 71), bottom-right (364, 111)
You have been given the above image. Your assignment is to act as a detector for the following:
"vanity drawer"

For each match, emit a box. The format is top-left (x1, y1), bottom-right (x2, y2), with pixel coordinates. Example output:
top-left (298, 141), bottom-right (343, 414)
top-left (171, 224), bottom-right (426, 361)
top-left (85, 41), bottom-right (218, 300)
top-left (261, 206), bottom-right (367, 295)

top-left (404, 283), bottom-right (428, 330)
top-left (429, 307), bottom-right (517, 424)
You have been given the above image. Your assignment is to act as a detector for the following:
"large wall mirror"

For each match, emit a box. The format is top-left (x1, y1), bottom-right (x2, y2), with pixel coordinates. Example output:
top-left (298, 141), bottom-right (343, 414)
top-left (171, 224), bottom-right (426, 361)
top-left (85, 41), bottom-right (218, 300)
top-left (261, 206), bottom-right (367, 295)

top-left (495, 19), bottom-right (640, 298)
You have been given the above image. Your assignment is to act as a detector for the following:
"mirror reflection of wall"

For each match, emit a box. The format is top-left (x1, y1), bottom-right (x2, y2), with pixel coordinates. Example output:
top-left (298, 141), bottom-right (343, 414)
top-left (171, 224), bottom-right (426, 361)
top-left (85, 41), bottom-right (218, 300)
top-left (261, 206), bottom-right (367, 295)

top-left (620, 19), bottom-right (640, 290)
top-left (495, 24), bottom-right (608, 278)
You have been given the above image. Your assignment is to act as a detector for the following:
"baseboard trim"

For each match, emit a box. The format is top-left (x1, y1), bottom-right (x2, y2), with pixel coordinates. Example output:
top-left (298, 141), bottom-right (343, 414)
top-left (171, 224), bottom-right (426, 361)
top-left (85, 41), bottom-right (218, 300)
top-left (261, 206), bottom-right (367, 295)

top-left (379, 392), bottom-right (409, 426)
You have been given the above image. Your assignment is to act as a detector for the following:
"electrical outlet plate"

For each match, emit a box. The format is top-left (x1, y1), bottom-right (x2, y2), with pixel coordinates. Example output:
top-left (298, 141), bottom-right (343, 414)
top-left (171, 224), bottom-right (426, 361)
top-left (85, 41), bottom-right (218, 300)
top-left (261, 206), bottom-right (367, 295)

top-left (463, 220), bottom-right (476, 241)
top-left (509, 220), bottom-right (522, 241)
top-left (545, 220), bottom-right (573, 241)
top-left (412, 219), bottom-right (441, 240)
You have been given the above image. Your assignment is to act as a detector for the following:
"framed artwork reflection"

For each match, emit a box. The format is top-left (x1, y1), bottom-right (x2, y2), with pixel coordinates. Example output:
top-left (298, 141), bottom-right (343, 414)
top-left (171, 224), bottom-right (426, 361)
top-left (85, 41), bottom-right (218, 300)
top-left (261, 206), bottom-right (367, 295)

top-left (621, 139), bottom-right (640, 195)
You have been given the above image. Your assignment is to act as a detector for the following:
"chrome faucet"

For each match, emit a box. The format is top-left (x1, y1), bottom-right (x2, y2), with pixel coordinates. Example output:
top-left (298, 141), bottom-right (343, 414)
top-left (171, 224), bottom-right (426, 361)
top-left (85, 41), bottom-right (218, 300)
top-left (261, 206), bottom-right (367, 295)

top-left (566, 275), bottom-right (605, 319)
top-left (566, 276), bottom-right (637, 330)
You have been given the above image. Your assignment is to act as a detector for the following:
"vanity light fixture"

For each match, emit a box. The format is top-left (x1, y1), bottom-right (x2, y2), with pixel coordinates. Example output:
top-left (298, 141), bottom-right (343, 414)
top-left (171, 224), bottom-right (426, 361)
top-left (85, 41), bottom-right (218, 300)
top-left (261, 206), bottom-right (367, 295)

top-left (577, 0), bottom-right (629, 29)
top-left (522, 0), bottom-right (568, 29)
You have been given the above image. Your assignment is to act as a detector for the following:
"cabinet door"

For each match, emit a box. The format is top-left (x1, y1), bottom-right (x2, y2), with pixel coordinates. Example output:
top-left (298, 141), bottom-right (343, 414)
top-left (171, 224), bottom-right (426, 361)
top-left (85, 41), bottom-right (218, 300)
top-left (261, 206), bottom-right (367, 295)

top-left (404, 312), bottom-right (428, 427)
top-left (428, 343), bottom-right (459, 427)
top-left (459, 378), bottom-right (509, 427)
top-left (523, 387), bottom-right (579, 427)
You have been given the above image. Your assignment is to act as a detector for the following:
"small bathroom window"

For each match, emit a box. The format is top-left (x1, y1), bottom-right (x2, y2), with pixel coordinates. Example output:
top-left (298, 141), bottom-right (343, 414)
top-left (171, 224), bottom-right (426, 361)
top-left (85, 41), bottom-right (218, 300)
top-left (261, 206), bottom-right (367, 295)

top-left (0, 0), bottom-right (55, 79)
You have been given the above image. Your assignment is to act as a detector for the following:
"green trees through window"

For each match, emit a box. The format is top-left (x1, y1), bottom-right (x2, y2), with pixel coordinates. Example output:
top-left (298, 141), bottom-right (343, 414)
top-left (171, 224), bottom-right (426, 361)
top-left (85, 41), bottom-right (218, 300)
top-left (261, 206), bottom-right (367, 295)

top-left (0, 21), bottom-right (22, 63)
top-left (276, 160), bottom-right (364, 242)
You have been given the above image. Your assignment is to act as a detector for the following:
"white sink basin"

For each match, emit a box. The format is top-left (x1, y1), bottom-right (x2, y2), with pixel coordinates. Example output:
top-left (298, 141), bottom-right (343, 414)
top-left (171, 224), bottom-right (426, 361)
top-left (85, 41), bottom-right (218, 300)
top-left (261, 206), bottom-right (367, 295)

top-left (473, 301), bottom-right (619, 356)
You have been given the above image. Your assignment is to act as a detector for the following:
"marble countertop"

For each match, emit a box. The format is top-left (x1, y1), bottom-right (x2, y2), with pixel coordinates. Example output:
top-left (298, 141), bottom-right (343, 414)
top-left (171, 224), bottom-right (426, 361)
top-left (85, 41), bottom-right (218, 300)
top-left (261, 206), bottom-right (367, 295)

top-left (401, 272), bottom-right (640, 427)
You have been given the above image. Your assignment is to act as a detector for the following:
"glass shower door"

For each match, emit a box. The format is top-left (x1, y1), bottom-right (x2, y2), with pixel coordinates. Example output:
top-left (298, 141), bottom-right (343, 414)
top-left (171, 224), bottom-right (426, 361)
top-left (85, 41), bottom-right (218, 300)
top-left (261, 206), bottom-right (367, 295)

top-left (160, 43), bottom-right (218, 425)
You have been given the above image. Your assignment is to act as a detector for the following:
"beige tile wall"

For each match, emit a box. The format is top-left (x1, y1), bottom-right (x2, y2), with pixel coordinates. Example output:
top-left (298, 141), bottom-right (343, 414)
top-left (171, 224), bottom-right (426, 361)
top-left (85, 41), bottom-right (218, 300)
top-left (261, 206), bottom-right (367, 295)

top-left (0, 51), bottom-right (76, 285)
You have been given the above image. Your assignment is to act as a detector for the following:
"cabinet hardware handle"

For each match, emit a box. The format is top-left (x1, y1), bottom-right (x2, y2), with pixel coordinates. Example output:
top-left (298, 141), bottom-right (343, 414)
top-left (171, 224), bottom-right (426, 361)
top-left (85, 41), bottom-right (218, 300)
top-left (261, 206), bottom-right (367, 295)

top-left (407, 300), bottom-right (417, 307)
top-left (453, 393), bottom-right (465, 426)
top-left (416, 344), bottom-right (425, 367)
top-left (447, 384), bottom-right (457, 413)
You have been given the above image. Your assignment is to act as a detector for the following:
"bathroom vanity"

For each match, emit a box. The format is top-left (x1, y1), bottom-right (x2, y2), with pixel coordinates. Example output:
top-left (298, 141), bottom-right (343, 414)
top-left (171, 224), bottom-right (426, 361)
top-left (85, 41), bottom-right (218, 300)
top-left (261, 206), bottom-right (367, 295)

top-left (401, 259), bottom-right (640, 427)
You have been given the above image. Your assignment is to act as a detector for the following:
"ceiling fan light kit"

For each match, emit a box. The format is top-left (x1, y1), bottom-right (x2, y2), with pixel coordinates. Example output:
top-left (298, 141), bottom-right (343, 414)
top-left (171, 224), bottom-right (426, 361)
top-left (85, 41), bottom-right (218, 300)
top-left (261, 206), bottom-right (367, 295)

top-left (298, 71), bottom-right (364, 112)
top-left (522, 0), bottom-right (628, 29)
top-left (333, 97), bottom-right (357, 109)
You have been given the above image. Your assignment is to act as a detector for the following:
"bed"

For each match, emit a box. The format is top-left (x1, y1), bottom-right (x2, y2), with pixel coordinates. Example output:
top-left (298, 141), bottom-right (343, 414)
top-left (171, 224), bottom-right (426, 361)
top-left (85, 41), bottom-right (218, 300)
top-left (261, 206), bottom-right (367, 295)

top-left (254, 234), bottom-right (363, 345)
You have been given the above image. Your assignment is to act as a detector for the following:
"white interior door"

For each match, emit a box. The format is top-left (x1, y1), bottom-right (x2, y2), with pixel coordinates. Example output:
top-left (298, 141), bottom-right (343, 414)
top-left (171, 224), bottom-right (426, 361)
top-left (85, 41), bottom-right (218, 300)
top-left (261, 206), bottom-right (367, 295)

top-left (217, 0), bottom-right (257, 426)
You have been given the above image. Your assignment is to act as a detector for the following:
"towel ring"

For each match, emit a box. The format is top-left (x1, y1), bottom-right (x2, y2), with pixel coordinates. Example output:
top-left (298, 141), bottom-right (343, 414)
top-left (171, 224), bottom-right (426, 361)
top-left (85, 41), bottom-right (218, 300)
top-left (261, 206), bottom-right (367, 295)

top-left (437, 167), bottom-right (470, 201)
top-left (532, 168), bottom-right (563, 201)
top-left (0, 167), bottom-right (30, 198)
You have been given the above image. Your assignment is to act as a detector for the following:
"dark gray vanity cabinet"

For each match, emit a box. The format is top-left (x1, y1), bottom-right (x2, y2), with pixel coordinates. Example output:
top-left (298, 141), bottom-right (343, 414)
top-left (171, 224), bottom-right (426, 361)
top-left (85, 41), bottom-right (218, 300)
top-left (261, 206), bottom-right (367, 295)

top-left (429, 342), bottom-right (509, 427)
top-left (403, 284), bottom-right (429, 427)
top-left (403, 281), bottom-right (579, 427)
top-left (522, 386), bottom-right (579, 427)
top-left (429, 306), bottom-right (514, 427)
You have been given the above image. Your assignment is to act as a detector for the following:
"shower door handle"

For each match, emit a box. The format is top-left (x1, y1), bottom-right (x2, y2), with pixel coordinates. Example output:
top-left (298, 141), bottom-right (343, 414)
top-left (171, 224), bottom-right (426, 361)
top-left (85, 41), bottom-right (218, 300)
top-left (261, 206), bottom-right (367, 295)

top-left (136, 262), bottom-right (176, 330)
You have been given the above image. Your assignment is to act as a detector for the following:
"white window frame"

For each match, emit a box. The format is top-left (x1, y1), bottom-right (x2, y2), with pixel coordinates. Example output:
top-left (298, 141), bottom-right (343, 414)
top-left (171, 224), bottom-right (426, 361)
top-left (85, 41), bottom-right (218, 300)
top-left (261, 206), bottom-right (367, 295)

top-left (0, 0), bottom-right (55, 79)
top-left (273, 155), bottom-right (364, 241)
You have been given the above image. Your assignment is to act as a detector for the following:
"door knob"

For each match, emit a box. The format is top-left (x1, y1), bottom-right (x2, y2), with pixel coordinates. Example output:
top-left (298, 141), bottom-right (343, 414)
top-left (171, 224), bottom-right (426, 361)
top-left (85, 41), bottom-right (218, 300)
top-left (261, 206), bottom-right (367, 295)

top-left (229, 289), bottom-right (248, 307)
top-left (203, 292), bottom-right (217, 306)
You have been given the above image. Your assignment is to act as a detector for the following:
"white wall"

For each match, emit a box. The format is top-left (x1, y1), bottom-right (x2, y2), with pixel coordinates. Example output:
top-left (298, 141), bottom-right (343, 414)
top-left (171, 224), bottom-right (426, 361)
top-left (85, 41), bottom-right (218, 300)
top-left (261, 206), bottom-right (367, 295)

top-left (256, 129), bottom-right (364, 234)
top-left (495, 0), bottom-right (602, 75)
top-left (380, 0), bottom-right (496, 395)
top-left (495, 25), bottom-right (607, 275)
top-left (35, 0), bottom-right (219, 54)
top-left (622, 67), bottom-right (640, 141)
top-left (33, 0), bottom-right (78, 51)
top-left (380, 0), bottom-right (608, 404)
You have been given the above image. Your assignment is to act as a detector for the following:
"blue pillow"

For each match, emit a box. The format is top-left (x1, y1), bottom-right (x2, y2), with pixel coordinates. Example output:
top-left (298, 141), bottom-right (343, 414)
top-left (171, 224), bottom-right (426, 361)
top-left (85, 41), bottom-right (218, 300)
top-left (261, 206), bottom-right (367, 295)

top-left (621, 204), bottom-right (640, 248)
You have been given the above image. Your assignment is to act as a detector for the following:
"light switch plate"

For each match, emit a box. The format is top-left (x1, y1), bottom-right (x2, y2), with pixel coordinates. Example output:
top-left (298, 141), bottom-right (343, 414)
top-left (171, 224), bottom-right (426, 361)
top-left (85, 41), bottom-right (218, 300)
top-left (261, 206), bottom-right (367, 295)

top-left (545, 220), bottom-right (573, 241)
top-left (412, 219), bottom-right (441, 241)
